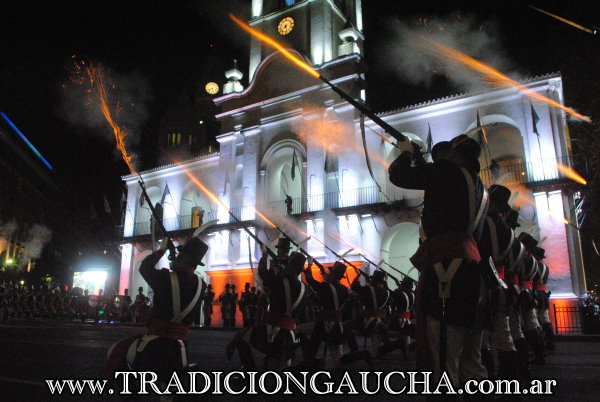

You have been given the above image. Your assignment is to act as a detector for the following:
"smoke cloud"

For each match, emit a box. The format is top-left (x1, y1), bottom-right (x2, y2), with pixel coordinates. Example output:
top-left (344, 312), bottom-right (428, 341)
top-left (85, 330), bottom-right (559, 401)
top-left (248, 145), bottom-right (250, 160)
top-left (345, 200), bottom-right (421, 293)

top-left (380, 13), bottom-right (520, 93)
top-left (20, 224), bottom-right (52, 267)
top-left (0, 220), bottom-right (18, 238)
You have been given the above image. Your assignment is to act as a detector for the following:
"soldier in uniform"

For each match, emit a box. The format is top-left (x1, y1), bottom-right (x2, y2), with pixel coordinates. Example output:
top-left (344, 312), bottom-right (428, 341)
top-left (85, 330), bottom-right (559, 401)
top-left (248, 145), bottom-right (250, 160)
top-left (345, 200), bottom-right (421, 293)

top-left (202, 284), bottom-right (214, 327)
top-left (133, 287), bottom-right (148, 323)
top-left (389, 134), bottom-right (488, 387)
top-left (504, 209), bottom-right (531, 381)
top-left (304, 260), bottom-right (350, 367)
top-left (533, 250), bottom-right (554, 351)
top-left (230, 284), bottom-right (239, 327)
top-left (479, 185), bottom-right (520, 380)
top-left (230, 251), bottom-right (308, 370)
top-left (219, 284), bottom-right (233, 328)
top-left (349, 270), bottom-right (389, 363)
top-left (129, 236), bottom-right (208, 385)
top-left (386, 275), bottom-right (416, 359)
top-left (240, 282), bottom-right (254, 327)
top-left (518, 233), bottom-right (546, 365)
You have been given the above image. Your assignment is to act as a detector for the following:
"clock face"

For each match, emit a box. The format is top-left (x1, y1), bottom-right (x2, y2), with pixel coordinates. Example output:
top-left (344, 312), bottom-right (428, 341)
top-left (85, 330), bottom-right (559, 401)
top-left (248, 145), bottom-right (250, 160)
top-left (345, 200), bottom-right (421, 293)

top-left (205, 82), bottom-right (219, 95)
top-left (278, 17), bottom-right (294, 36)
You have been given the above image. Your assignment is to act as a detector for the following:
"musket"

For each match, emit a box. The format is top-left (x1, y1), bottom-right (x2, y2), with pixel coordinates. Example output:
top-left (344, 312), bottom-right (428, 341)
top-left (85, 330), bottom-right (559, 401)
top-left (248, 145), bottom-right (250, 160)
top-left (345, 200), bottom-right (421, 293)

top-left (138, 180), bottom-right (177, 260)
top-left (354, 250), bottom-right (411, 281)
top-left (319, 77), bottom-right (407, 144)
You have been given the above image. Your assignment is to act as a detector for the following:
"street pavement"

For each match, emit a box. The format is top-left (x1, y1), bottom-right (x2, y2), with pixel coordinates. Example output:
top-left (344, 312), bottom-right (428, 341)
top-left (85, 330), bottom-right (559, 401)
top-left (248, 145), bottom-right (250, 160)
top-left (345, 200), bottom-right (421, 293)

top-left (0, 320), bottom-right (598, 401)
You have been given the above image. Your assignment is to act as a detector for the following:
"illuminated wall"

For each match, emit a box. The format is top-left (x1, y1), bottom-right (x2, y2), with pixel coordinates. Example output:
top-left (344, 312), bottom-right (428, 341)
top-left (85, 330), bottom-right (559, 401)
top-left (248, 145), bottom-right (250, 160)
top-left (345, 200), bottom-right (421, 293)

top-left (534, 191), bottom-right (576, 297)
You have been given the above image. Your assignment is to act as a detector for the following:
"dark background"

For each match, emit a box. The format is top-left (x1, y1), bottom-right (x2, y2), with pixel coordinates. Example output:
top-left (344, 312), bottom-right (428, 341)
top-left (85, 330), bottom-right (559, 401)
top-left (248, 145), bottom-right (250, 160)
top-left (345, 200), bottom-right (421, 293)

top-left (1, 0), bottom-right (598, 286)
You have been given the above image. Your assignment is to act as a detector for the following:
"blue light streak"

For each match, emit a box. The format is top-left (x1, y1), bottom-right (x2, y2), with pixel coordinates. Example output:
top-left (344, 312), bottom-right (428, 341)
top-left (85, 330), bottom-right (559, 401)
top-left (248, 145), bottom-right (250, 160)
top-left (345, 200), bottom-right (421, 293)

top-left (1, 112), bottom-right (53, 170)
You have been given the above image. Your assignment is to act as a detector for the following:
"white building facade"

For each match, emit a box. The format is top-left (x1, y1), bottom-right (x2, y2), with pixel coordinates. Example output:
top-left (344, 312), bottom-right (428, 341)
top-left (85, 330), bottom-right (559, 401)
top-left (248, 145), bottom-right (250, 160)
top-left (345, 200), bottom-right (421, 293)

top-left (119, 0), bottom-right (586, 325)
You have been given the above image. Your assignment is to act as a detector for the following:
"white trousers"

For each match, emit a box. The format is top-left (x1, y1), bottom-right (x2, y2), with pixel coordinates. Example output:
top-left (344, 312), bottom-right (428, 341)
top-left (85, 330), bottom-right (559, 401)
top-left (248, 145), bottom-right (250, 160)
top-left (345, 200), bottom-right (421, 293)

top-left (492, 289), bottom-right (516, 352)
top-left (426, 315), bottom-right (488, 387)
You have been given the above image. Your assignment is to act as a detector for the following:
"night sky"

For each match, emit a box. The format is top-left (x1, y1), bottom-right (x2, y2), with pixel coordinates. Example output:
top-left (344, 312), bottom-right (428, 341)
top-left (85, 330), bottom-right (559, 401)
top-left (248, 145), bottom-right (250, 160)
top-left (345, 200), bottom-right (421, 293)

top-left (1, 0), bottom-right (599, 276)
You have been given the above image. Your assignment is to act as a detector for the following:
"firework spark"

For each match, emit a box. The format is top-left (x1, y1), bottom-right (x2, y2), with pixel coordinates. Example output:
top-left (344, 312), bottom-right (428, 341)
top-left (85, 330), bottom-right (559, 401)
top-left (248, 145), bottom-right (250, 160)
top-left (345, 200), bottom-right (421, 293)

top-left (419, 37), bottom-right (591, 123)
top-left (556, 162), bottom-right (587, 185)
top-left (529, 5), bottom-right (596, 34)
top-left (230, 14), bottom-right (319, 79)
top-left (72, 59), bottom-right (137, 175)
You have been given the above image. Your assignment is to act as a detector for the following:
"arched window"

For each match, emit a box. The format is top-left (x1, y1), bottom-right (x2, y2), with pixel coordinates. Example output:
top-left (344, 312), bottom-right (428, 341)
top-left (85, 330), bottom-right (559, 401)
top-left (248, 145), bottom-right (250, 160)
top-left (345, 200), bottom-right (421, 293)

top-left (261, 140), bottom-right (305, 215)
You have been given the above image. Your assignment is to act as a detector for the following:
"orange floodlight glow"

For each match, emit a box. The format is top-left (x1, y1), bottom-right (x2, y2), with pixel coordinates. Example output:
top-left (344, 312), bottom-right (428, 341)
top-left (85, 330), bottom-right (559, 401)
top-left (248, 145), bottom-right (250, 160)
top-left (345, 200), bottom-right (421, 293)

top-left (230, 14), bottom-right (320, 79)
top-left (556, 162), bottom-right (587, 185)
top-left (421, 37), bottom-right (591, 123)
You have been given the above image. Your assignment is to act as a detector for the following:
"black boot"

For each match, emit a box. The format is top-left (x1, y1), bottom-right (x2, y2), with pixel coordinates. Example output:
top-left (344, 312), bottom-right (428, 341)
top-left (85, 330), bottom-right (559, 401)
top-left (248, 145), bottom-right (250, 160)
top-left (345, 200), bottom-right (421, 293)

top-left (497, 350), bottom-right (520, 379)
top-left (542, 323), bottom-right (555, 351)
top-left (237, 342), bottom-right (256, 371)
top-left (526, 329), bottom-right (545, 365)
top-left (481, 347), bottom-right (495, 377)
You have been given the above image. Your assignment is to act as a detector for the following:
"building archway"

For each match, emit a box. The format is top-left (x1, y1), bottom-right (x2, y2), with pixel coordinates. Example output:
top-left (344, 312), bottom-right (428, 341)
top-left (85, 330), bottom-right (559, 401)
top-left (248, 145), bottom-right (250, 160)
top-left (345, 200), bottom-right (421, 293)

top-left (464, 114), bottom-right (525, 181)
top-left (380, 222), bottom-right (420, 284)
top-left (260, 139), bottom-right (306, 214)
top-left (181, 182), bottom-right (215, 230)
top-left (134, 186), bottom-right (161, 236)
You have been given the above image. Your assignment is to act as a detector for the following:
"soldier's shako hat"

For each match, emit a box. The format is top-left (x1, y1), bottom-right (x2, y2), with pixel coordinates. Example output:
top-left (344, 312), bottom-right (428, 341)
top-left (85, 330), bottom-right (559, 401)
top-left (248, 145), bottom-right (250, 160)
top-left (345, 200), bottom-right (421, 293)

top-left (244, 282), bottom-right (250, 289)
top-left (505, 209), bottom-right (521, 228)
top-left (518, 233), bottom-right (538, 252)
top-left (225, 284), bottom-right (231, 289)
top-left (276, 237), bottom-right (292, 250)
top-left (371, 270), bottom-right (388, 284)
top-left (488, 185), bottom-right (512, 213)
top-left (326, 261), bottom-right (347, 282)
top-left (533, 247), bottom-right (546, 261)
top-left (282, 251), bottom-right (306, 277)
top-left (178, 237), bottom-right (208, 267)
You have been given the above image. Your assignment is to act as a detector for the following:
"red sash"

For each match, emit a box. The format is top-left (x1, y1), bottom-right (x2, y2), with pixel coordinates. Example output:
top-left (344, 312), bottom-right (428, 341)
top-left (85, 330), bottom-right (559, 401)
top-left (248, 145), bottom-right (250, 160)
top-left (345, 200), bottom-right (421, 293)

top-left (266, 311), bottom-right (296, 331)
top-left (536, 284), bottom-right (547, 291)
top-left (147, 318), bottom-right (190, 340)
top-left (521, 280), bottom-right (533, 289)
top-left (395, 311), bottom-right (411, 319)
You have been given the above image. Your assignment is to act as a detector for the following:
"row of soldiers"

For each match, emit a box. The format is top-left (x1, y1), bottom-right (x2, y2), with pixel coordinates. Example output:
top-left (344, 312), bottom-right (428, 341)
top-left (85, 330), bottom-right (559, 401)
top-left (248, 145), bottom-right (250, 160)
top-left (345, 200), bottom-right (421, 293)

top-left (388, 133), bottom-right (554, 391)
top-left (107, 132), bottom-right (555, 393)
top-left (226, 238), bottom-right (418, 370)
top-left (0, 283), bottom-right (151, 324)
top-left (225, 134), bottom-right (555, 385)
top-left (201, 283), bottom-right (261, 328)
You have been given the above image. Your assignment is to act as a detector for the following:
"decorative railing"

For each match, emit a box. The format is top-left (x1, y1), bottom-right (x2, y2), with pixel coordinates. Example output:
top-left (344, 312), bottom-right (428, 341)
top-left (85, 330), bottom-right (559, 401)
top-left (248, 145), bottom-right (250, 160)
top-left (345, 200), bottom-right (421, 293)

top-left (479, 155), bottom-right (588, 187)
top-left (123, 155), bottom-right (587, 237)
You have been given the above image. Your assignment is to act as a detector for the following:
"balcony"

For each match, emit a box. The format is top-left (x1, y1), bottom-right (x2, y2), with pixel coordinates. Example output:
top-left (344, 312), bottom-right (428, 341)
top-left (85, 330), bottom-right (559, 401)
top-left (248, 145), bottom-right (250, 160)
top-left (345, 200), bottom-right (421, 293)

top-left (479, 155), bottom-right (588, 188)
top-left (122, 156), bottom-right (587, 238)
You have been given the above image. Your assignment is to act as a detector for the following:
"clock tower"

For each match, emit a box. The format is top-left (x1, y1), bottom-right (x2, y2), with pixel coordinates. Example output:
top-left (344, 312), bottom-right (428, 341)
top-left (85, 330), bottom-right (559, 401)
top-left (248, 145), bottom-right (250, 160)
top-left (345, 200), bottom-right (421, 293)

top-left (248, 0), bottom-right (363, 81)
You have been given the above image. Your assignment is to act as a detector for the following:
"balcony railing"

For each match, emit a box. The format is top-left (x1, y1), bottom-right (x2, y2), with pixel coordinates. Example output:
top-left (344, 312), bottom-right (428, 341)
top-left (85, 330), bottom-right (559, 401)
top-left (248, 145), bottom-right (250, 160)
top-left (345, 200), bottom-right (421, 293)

top-left (479, 155), bottom-right (588, 188)
top-left (123, 156), bottom-right (587, 237)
